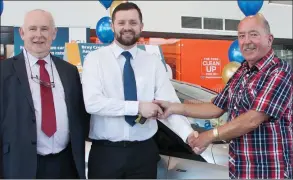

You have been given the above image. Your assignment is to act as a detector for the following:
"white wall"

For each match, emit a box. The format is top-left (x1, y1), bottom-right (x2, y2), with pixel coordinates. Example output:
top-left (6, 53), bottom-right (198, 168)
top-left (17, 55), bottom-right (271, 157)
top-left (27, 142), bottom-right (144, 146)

top-left (1, 1), bottom-right (292, 39)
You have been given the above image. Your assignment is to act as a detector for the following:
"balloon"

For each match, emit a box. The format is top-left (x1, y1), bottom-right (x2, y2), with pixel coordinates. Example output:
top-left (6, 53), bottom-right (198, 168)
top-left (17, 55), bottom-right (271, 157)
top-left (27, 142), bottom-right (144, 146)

top-left (99, 0), bottom-right (113, 9)
top-left (109, 1), bottom-right (127, 17)
top-left (222, 62), bottom-right (241, 84)
top-left (228, 40), bottom-right (245, 63)
top-left (0, 0), bottom-right (3, 16)
top-left (96, 16), bottom-right (114, 44)
top-left (237, 0), bottom-right (264, 16)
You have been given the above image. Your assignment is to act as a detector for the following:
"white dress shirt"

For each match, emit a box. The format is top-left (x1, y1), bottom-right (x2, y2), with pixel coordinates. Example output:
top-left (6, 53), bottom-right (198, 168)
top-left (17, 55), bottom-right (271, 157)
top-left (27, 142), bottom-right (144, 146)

top-left (23, 49), bottom-right (69, 155)
top-left (82, 43), bottom-right (193, 142)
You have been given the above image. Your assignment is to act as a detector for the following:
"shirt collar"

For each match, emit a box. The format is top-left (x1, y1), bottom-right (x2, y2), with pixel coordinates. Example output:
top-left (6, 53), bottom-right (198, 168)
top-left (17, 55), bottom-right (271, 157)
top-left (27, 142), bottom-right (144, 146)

top-left (242, 49), bottom-right (275, 72)
top-left (23, 48), bottom-right (51, 67)
top-left (111, 42), bottom-right (138, 60)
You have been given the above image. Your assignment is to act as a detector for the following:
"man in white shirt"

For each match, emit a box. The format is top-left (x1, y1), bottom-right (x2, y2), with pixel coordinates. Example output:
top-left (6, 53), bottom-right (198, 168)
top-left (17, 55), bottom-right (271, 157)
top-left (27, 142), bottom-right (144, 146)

top-left (82, 2), bottom-right (198, 179)
top-left (0, 9), bottom-right (89, 178)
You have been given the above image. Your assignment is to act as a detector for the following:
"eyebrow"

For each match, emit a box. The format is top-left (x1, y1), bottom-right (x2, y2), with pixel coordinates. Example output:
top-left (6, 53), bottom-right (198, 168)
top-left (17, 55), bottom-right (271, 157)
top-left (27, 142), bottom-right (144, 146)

top-left (248, 30), bottom-right (259, 33)
top-left (28, 25), bottom-right (49, 28)
top-left (238, 30), bottom-right (259, 34)
top-left (117, 19), bottom-right (138, 22)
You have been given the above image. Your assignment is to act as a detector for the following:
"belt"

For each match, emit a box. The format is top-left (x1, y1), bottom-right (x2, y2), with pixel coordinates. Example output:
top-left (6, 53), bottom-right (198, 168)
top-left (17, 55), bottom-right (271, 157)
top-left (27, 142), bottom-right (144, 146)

top-left (37, 145), bottom-right (69, 158)
top-left (91, 139), bottom-right (151, 148)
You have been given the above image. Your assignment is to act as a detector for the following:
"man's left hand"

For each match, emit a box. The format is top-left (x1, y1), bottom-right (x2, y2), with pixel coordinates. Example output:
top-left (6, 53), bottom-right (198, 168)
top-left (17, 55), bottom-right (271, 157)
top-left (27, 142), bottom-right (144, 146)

top-left (187, 130), bottom-right (214, 154)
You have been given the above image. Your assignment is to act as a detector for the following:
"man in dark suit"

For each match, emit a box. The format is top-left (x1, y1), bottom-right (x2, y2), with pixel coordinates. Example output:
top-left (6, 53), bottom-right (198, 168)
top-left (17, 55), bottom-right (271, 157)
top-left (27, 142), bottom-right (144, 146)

top-left (0, 9), bottom-right (89, 178)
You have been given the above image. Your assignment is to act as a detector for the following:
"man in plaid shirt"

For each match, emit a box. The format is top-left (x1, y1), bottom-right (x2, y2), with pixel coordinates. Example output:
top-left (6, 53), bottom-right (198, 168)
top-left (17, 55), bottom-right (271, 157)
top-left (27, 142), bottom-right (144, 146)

top-left (154, 14), bottom-right (293, 179)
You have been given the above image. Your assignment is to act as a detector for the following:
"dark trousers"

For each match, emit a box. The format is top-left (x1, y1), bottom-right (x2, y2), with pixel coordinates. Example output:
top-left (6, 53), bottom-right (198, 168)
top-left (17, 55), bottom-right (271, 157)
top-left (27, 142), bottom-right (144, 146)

top-left (36, 145), bottom-right (79, 179)
top-left (88, 138), bottom-right (160, 179)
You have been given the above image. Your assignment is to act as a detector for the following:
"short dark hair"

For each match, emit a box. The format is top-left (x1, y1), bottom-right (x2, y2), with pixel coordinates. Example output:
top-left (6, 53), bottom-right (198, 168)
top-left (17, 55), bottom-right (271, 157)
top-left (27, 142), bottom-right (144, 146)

top-left (111, 2), bottom-right (143, 23)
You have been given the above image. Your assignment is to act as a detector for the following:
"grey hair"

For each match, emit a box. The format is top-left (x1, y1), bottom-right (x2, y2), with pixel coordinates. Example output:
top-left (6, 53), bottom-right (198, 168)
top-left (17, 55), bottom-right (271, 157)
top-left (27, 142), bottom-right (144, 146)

top-left (22, 9), bottom-right (56, 28)
top-left (256, 13), bottom-right (271, 34)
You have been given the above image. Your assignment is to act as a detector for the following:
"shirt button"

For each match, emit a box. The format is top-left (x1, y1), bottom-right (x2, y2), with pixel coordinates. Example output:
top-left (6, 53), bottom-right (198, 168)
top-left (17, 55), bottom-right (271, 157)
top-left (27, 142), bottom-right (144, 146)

top-left (239, 90), bottom-right (242, 93)
top-left (246, 74), bottom-right (249, 77)
top-left (234, 106), bottom-right (237, 110)
top-left (31, 140), bottom-right (36, 145)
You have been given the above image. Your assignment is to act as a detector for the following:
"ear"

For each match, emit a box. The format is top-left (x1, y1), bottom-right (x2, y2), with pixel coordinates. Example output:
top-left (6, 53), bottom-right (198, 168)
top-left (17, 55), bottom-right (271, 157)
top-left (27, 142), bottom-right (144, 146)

top-left (111, 22), bottom-right (114, 32)
top-left (19, 27), bottom-right (25, 40)
top-left (140, 22), bottom-right (144, 32)
top-left (52, 27), bottom-right (57, 40)
top-left (268, 34), bottom-right (274, 47)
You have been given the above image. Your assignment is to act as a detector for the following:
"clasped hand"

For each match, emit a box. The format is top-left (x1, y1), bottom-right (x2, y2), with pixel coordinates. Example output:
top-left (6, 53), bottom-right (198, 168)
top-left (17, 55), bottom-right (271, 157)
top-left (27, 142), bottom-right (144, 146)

top-left (138, 102), bottom-right (163, 119)
top-left (187, 131), bottom-right (213, 154)
top-left (152, 100), bottom-right (213, 154)
top-left (139, 100), bottom-right (213, 154)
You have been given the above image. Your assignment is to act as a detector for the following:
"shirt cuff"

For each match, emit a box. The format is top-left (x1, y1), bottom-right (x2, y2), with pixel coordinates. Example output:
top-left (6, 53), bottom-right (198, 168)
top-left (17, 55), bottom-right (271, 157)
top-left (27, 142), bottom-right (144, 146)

top-left (179, 123), bottom-right (194, 143)
top-left (165, 115), bottom-right (194, 143)
top-left (124, 101), bottom-right (139, 116)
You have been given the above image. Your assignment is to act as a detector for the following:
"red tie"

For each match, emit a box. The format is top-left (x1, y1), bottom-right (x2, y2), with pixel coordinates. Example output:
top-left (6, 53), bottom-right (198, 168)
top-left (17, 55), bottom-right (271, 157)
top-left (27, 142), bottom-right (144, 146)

top-left (37, 60), bottom-right (56, 137)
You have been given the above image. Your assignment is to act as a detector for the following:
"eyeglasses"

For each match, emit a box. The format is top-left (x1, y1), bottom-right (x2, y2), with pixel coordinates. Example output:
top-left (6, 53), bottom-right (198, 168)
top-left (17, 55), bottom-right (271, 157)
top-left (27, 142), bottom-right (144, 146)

top-left (31, 75), bottom-right (55, 88)
top-left (25, 49), bottom-right (55, 88)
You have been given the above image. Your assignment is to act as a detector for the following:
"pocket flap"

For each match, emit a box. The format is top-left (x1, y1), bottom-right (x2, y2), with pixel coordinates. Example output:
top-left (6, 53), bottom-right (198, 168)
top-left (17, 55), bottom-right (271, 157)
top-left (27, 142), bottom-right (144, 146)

top-left (2, 143), bottom-right (10, 154)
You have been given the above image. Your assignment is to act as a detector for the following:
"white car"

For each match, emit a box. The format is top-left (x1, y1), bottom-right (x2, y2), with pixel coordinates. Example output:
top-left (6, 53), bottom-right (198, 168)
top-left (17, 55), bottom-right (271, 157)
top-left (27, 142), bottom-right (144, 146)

top-left (85, 79), bottom-right (229, 179)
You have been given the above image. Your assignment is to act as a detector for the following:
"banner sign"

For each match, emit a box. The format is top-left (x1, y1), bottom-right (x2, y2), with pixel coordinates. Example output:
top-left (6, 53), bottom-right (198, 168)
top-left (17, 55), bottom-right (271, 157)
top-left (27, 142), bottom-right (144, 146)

top-left (14, 27), bottom-right (89, 59)
top-left (201, 57), bottom-right (222, 79)
top-left (64, 43), bottom-right (167, 73)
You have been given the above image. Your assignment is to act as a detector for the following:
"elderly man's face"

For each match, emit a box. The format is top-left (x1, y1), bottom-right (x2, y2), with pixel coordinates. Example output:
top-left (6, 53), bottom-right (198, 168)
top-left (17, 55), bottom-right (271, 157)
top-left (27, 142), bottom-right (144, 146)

top-left (237, 16), bottom-right (273, 67)
top-left (19, 10), bottom-right (57, 58)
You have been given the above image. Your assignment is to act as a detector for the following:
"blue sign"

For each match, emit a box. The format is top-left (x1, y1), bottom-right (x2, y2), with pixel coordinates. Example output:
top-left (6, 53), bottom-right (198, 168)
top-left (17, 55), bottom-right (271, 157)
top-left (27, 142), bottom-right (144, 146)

top-left (77, 43), bottom-right (159, 66)
top-left (0, 0), bottom-right (4, 16)
top-left (77, 43), bottom-right (106, 66)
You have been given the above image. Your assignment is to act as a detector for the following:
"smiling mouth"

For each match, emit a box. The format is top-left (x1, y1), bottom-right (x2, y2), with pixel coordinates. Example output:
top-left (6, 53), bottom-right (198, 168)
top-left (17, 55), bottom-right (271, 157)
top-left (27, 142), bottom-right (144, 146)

top-left (122, 32), bottom-right (134, 36)
top-left (33, 42), bottom-right (45, 44)
top-left (244, 48), bottom-right (256, 52)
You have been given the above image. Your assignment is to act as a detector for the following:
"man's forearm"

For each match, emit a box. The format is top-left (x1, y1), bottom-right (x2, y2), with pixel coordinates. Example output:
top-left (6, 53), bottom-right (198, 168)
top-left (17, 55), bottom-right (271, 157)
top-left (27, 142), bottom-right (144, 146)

top-left (180, 102), bottom-right (224, 119)
top-left (162, 114), bottom-right (194, 143)
top-left (84, 95), bottom-right (139, 116)
top-left (216, 110), bottom-right (268, 141)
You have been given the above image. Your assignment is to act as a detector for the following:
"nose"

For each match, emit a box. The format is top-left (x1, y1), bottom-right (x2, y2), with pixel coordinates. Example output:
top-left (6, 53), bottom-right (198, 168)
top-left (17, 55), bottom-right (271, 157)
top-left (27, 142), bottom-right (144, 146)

top-left (35, 28), bottom-right (42, 36)
top-left (243, 35), bottom-right (251, 44)
top-left (123, 22), bottom-right (132, 30)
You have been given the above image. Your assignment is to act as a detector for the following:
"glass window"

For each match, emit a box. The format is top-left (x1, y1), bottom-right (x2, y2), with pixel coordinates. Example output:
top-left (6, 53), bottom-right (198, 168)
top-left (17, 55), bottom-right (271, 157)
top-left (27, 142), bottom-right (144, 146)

top-left (225, 19), bottom-right (240, 31)
top-left (269, 0), bottom-right (292, 5)
top-left (181, 16), bottom-right (202, 29)
top-left (204, 18), bottom-right (223, 30)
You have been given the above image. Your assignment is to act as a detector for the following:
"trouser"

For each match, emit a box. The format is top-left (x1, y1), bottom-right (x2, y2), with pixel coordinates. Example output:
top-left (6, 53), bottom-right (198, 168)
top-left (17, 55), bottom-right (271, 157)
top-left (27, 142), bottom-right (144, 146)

top-left (36, 145), bottom-right (79, 179)
top-left (88, 138), bottom-right (160, 179)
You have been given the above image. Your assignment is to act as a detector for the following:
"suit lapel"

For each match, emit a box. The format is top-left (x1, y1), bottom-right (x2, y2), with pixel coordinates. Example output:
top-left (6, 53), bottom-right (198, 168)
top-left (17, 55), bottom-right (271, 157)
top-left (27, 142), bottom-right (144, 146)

top-left (13, 52), bottom-right (35, 112)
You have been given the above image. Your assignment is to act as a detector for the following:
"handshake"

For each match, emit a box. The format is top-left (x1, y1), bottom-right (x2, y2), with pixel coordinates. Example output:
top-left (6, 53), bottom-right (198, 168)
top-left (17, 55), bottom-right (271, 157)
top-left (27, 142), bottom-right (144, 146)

top-left (138, 101), bottom-right (163, 119)
top-left (139, 100), bottom-right (211, 155)
top-left (138, 100), bottom-right (181, 119)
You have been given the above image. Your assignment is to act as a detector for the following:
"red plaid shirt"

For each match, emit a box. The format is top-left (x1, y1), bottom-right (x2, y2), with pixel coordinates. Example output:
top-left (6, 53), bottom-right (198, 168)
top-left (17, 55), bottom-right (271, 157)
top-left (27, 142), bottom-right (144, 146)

top-left (213, 49), bottom-right (293, 179)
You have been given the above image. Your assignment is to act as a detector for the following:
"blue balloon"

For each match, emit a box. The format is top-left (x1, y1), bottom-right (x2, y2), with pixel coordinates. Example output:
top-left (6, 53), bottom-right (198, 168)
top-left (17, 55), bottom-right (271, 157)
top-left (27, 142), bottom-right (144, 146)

top-left (0, 0), bottom-right (3, 16)
top-left (99, 0), bottom-right (113, 9)
top-left (237, 0), bottom-right (264, 16)
top-left (96, 16), bottom-right (114, 44)
top-left (228, 40), bottom-right (245, 63)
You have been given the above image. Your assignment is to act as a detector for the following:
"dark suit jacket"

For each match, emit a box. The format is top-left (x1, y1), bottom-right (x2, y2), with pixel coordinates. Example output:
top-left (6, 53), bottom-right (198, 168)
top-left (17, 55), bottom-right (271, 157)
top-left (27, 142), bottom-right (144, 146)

top-left (0, 52), bottom-right (90, 179)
